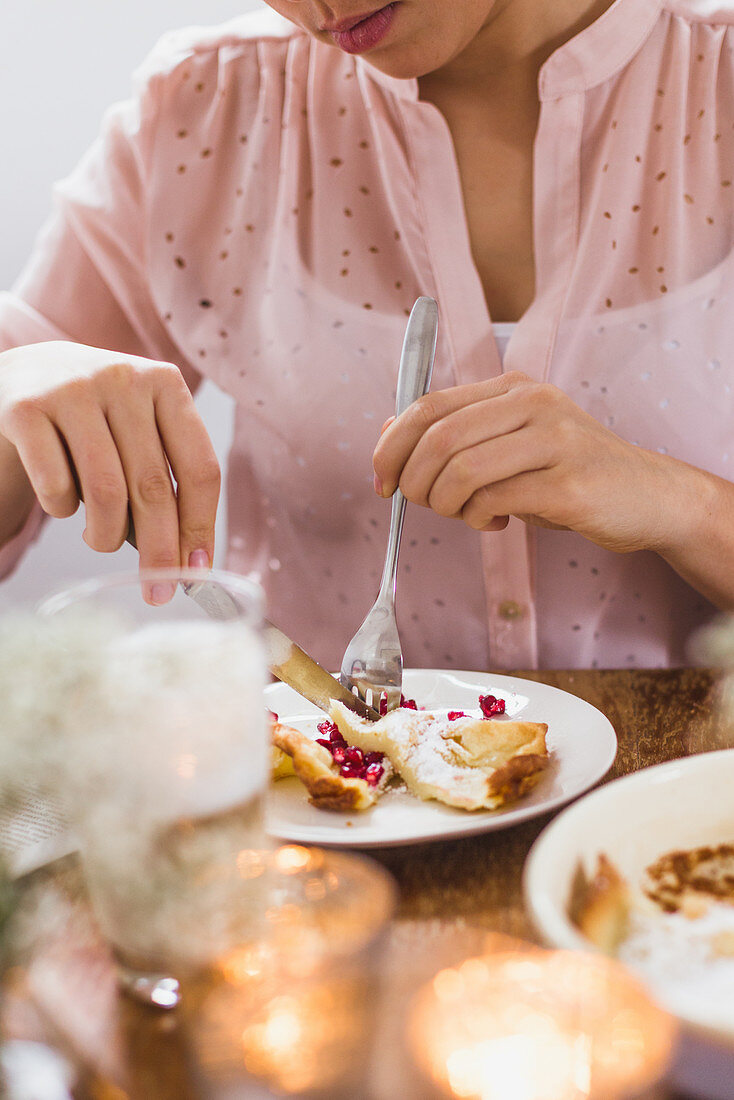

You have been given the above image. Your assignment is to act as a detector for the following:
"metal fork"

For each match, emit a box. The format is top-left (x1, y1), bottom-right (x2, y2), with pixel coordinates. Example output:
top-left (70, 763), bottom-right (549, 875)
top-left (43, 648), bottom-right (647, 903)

top-left (339, 296), bottom-right (438, 713)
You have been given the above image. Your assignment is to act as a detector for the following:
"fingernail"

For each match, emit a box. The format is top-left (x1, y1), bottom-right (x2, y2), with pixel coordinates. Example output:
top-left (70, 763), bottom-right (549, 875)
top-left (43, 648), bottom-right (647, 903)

top-left (150, 582), bottom-right (176, 606)
top-left (188, 549), bottom-right (209, 569)
top-left (373, 473), bottom-right (383, 496)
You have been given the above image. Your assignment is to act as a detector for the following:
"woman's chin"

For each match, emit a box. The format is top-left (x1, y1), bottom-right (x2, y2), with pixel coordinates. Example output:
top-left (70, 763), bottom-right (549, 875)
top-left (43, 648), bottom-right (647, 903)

top-left (360, 42), bottom-right (453, 81)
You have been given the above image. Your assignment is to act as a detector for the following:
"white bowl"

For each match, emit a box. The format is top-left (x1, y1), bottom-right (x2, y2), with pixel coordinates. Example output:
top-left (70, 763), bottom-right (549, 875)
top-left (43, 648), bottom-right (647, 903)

top-left (523, 749), bottom-right (734, 1100)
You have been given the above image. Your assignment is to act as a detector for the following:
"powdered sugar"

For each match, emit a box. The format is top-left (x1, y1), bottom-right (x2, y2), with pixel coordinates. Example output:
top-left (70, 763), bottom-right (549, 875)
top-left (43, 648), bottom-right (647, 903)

top-left (329, 704), bottom-right (526, 811)
top-left (618, 901), bottom-right (734, 1019)
top-left (378, 710), bottom-right (487, 794)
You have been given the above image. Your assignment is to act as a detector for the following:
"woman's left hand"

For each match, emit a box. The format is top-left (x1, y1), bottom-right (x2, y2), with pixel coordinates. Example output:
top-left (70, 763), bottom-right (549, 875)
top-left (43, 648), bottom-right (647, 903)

top-left (372, 370), bottom-right (690, 555)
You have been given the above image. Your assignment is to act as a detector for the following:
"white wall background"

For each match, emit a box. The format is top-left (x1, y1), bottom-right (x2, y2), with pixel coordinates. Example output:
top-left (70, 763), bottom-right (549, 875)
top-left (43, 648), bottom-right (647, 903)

top-left (0, 0), bottom-right (266, 610)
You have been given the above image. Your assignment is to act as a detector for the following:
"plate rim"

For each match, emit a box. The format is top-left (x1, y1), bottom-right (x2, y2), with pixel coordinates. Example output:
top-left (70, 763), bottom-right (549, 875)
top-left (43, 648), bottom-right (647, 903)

top-left (266, 668), bottom-right (618, 848)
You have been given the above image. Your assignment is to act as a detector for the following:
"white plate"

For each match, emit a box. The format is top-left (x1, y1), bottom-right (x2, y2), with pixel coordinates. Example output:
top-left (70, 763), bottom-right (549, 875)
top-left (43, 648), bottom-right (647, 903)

top-left (266, 668), bottom-right (617, 848)
top-left (523, 749), bottom-right (734, 1098)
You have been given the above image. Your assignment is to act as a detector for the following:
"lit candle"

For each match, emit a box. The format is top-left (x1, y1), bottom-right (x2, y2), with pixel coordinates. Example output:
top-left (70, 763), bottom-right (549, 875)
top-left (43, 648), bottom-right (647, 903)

top-left (238, 978), bottom-right (366, 1093)
top-left (188, 844), bottom-right (395, 1093)
top-left (409, 941), bottom-right (677, 1100)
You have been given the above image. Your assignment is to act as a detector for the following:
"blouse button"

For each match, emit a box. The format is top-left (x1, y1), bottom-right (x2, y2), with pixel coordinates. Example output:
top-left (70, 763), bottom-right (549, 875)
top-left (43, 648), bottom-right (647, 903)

top-left (498, 599), bottom-right (525, 621)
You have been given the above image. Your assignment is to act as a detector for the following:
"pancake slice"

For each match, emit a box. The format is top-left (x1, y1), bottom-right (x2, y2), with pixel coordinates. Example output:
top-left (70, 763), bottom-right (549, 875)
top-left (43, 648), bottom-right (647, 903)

top-left (329, 702), bottom-right (549, 811)
top-left (271, 718), bottom-right (393, 812)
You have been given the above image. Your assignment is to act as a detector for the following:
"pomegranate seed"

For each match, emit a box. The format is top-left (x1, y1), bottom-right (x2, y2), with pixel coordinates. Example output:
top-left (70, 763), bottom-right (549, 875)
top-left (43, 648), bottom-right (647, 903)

top-left (479, 694), bottom-right (506, 717)
top-left (267, 709), bottom-right (279, 722)
top-left (316, 738), bottom-right (334, 751)
top-left (345, 747), bottom-right (364, 766)
top-left (365, 763), bottom-right (384, 786)
top-left (317, 719), bottom-right (341, 739)
top-left (379, 694), bottom-right (388, 716)
top-left (332, 746), bottom-right (347, 765)
top-left (447, 711), bottom-right (468, 721)
top-left (365, 751), bottom-right (384, 766)
top-left (340, 764), bottom-right (364, 779)
top-left (330, 729), bottom-right (346, 744)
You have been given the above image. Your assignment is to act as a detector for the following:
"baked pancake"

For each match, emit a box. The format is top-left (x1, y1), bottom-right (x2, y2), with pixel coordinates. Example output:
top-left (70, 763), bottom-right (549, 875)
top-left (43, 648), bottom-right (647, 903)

top-left (271, 743), bottom-right (296, 780)
top-left (271, 719), bottom-right (392, 812)
top-left (329, 702), bottom-right (549, 811)
top-left (570, 847), bottom-right (734, 1024)
top-left (569, 853), bottom-right (631, 954)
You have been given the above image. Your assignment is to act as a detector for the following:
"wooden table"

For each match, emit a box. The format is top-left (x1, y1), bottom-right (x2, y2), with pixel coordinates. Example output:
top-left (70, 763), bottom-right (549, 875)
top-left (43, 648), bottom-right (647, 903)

top-left (375, 668), bottom-right (725, 938)
top-left (3, 668), bottom-right (731, 1099)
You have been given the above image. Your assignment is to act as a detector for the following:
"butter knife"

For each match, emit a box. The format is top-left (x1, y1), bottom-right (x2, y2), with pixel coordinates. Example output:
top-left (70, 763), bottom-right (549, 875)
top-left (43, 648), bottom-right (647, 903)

top-left (123, 525), bottom-right (380, 720)
top-left (183, 576), bottom-right (380, 720)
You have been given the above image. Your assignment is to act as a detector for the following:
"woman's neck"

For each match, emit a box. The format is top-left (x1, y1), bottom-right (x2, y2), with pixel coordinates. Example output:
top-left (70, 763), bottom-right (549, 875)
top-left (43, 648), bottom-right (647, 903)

top-left (421, 0), bottom-right (616, 96)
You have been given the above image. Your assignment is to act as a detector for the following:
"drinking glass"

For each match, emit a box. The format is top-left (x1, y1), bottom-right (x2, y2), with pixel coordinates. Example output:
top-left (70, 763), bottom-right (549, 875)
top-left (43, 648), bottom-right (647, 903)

top-left (38, 568), bottom-right (268, 1008)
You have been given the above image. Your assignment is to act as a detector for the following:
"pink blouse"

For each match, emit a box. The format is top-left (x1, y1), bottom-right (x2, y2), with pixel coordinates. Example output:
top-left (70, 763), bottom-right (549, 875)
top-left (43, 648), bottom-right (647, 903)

top-left (1, 0), bottom-right (733, 671)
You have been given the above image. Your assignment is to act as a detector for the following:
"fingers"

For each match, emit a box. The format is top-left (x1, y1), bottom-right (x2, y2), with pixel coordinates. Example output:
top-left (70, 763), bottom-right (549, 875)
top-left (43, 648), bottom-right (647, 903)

top-left (54, 404), bottom-right (129, 551)
top-left (7, 409), bottom-right (80, 519)
top-left (424, 430), bottom-right (552, 518)
top-left (373, 372), bottom-right (532, 496)
top-left (107, 367), bottom-right (219, 601)
top-left (371, 365), bottom-right (653, 548)
top-left (155, 372), bottom-right (220, 570)
top-left (0, 346), bottom-right (219, 601)
top-left (105, 392), bottom-right (181, 588)
top-left (369, 371), bottom-right (581, 536)
top-left (461, 472), bottom-right (550, 531)
top-left (397, 398), bottom-right (530, 508)
top-left (478, 513), bottom-right (511, 532)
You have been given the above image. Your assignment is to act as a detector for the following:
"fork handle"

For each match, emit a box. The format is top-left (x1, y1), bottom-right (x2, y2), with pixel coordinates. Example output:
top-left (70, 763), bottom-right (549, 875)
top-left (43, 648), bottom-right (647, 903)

top-left (377, 297), bottom-right (438, 602)
top-left (394, 297), bottom-right (438, 417)
top-left (377, 488), bottom-right (407, 602)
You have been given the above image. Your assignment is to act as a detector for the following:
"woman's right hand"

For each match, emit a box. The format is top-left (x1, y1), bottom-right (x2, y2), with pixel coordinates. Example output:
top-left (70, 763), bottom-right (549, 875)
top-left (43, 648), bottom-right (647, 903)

top-left (0, 341), bottom-right (220, 600)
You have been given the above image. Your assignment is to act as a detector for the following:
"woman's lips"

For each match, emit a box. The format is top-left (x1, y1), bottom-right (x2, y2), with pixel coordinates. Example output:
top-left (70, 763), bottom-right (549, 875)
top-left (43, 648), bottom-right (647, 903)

top-left (329, 4), bottom-right (398, 54)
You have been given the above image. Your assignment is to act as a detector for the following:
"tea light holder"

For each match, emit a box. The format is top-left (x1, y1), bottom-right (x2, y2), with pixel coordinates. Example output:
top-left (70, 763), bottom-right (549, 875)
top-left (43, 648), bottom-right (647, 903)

top-left (188, 845), bottom-right (395, 1095)
top-left (408, 939), bottom-right (678, 1100)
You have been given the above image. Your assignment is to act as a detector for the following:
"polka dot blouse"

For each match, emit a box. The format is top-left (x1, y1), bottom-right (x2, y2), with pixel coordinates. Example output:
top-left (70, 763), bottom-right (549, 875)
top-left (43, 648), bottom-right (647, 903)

top-left (1, 0), bottom-right (732, 671)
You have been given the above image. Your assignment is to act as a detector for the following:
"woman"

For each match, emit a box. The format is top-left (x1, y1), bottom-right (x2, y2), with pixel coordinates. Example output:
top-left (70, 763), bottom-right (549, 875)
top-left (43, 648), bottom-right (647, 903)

top-left (0, 0), bottom-right (732, 670)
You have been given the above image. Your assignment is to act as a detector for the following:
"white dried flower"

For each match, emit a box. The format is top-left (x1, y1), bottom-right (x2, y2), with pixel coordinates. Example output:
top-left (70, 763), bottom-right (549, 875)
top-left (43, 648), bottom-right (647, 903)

top-left (689, 613), bottom-right (734, 736)
top-left (0, 605), bottom-right (270, 967)
top-left (690, 613), bottom-right (734, 667)
top-left (0, 610), bottom-right (118, 797)
top-left (0, 610), bottom-right (267, 820)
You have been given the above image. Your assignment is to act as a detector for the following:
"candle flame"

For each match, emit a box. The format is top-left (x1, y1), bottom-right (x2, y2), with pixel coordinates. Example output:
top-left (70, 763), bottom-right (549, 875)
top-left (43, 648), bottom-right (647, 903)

top-left (410, 947), bottom-right (677, 1100)
top-left (274, 845), bottom-right (317, 874)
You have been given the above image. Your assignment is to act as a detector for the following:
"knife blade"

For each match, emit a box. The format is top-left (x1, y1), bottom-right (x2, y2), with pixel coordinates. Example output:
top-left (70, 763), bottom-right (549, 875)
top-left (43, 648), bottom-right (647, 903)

top-left (182, 578), bottom-right (380, 720)
top-left (263, 617), bottom-right (381, 721)
top-left (76, 480), bottom-right (376, 720)
top-left (120, 531), bottom-right (380, 720)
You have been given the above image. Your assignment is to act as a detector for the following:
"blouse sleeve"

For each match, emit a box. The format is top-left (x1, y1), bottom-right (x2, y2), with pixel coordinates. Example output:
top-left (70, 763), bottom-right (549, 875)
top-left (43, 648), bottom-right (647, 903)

top-left (0, 54), bottom-right (201, 386)
top-left (0, 41), bottom-right (204, 580)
